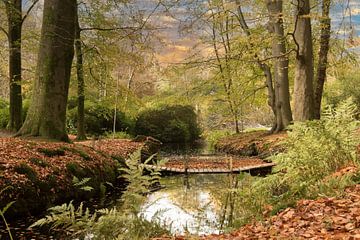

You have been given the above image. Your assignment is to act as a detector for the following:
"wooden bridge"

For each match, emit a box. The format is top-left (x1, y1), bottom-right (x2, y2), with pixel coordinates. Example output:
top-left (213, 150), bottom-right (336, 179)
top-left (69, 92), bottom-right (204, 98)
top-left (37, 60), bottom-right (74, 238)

top-left (145, 155), bottom-right (276, 175)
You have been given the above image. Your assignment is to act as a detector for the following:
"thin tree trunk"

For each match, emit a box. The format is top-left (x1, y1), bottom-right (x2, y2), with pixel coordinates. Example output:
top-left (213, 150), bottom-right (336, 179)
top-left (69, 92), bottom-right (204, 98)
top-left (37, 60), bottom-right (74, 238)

top-left (293, 0), bottom-right (315, 121)
top-left (17, 0), bottom-right (76, 141)
top-left (267, 0), bottom-right (293, 129)
top-left (6, 0), bottom-right (22, 131)
top-left (314, 0), bottom-right (331, 119)
top-left (236, 2), bottom-right (278, 131)
top-left (75, 7), bottom-right (86, 140)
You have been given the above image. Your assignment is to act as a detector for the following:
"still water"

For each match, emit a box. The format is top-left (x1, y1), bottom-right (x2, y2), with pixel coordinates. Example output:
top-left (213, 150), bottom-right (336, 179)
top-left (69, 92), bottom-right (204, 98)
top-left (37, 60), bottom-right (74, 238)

top-left (139, 173), bottom-right (239, 235)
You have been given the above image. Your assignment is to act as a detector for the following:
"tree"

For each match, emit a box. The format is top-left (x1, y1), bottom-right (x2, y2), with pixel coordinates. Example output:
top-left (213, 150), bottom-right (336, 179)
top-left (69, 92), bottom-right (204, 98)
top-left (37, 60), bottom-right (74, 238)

top-left (1, 0), bottom-right (39, 131)
top-left (266, 0), bottom-right (293, 131)
top-left (74, 5), bottom-right (86, 140)
top-left (16, 0), bottom-right (76, 141)
top-left (293, 0), bottom-right (315, 121)
top-left (237, 0), bottom-right (292, 132)
top-left (314, 0), bottom-right (331, 119)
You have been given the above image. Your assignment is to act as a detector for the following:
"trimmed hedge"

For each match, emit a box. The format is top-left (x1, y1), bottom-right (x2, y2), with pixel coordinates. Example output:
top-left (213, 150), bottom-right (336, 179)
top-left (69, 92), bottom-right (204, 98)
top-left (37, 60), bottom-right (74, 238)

top-left (135, 105), bottom-right (201, 143)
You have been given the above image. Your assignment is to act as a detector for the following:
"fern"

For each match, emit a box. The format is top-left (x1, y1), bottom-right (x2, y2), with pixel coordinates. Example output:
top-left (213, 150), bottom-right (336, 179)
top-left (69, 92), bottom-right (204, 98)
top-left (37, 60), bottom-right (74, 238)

top-left (30, 149), bottom-right (168, 239)
top-left (72, 177), bottom-right (94, 192)
top-left (230, 99), bottom-right (360, 227)
top-left (0, 186), bottom-right (14, 240)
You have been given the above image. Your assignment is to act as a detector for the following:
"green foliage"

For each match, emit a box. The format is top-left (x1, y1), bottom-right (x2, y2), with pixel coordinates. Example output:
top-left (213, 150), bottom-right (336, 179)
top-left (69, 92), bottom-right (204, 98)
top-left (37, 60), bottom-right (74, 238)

top-left (31, 149), bottom-right (168, 239)
top-left (22, 99), bottom-right (30, 123)
top-left (72, 176), bottom-right (94, 192)
top-left (29, 158), bottom-right (49, 168)
top-left (0, 187), bottom-right (14, 240)
top-left (203, 129), bottom-right (233, 151)
top-left (0, 98), bottom-right (9, 129)
top-left (14, 163), bottom-right (38, 181)
top-left (231, 100), bottom-right (360, 227)
top-left (66, 162), bottom-right (85, 177)
top-left (60, 146), bottom-right (91, 161)
top-left (38, 148), bottom-right (65, 157)
top-left (135, 105), bottom-right (201, 143)
top-left (104, 131), bottom-right (133, 139)
top-left (324, 67), bottom-right (360, 111)
top-left (67, 100), bottom-right (132, 136)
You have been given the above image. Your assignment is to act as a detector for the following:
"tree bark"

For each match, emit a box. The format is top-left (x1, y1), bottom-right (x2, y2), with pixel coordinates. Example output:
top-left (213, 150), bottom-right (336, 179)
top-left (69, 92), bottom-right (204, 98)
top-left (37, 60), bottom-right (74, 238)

top-left (266, 0), bottom-right (293, 129)
top-left (6, 0), bottom-right (22, 131)
top-left (17, 0), bottom-right (76, 141)
top-left (75, 7), bottom-right (86, 140)
top-left (293, 0), bottom-right (315, 121)
top-left (314, 0), bottom-right (331, 119)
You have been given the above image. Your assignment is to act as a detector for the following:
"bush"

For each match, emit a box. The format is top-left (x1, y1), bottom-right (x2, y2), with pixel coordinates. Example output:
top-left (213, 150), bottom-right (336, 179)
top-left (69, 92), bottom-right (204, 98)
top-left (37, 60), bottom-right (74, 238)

top-left (67, 100), bottom-right (132, 136)
top-left (135, 105), bottom-right (201, 143)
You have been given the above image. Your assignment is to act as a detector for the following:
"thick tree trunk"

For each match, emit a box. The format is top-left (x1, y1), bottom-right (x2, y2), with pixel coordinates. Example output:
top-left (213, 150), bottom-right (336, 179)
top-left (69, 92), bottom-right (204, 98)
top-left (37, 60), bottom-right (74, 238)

top-left (314, 0), bottom-right (331, 119)
top-left (267, 0), bottom-right (293, 130)
top-left (75, 8), bottom-right (86, 140)
top-left (293, 0), bottom-right (315, 121)
top-left (6, 0), bottom-right (22, 131)
top-left (17, 0), bottom-right (76, 141)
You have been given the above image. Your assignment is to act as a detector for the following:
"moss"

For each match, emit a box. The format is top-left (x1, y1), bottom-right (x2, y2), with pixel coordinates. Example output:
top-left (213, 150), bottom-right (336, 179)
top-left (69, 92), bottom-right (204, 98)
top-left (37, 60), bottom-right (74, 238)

top-left (29, 157), bottom-right (49, 167)
top-left (14, 163), bottom-right (37, 181)
top-left (60, 146), bottom-right (91, 161)
top-left (38, 148), bottom-right (65, 157)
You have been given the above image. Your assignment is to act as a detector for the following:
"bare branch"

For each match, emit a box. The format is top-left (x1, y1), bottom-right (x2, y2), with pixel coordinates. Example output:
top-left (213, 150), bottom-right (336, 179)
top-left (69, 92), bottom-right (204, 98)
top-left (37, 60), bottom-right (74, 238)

top-left (22, 0), bottom-right (40, 24)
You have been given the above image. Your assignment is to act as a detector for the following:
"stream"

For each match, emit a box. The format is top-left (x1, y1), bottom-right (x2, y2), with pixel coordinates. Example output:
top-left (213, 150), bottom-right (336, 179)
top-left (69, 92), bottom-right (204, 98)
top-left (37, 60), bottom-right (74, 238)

top-left (1, 142), bottom-right (245, 239)
top-left (139, 173), bottom-right (238, 235)
top-left (2, 173), bottom-right (240, 239)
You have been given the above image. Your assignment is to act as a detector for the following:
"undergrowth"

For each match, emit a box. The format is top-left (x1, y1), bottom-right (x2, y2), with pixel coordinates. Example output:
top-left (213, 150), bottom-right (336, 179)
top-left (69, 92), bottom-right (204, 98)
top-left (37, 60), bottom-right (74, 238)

top-left (230, 100), bottom-right (360, 228)
top-left (30, 149), bottom-right (168, 240)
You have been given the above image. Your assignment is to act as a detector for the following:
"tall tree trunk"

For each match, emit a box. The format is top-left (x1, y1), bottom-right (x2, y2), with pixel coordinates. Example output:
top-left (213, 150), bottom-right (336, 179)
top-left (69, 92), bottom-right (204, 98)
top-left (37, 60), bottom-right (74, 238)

top-left (6, 0), bottom-right (22, 131)
top-left (237, 2), bottom-right (282, 132)
top-left (75, 7), bottom-right (86, 140)
top-left (267, 0), bottom-right (293, 130)
top-left (293, 0), bottom-right (315, 121)
top-left (17, 0), bottom-right (76, 141)
top-left (314, 0), bottom-right (331, 119)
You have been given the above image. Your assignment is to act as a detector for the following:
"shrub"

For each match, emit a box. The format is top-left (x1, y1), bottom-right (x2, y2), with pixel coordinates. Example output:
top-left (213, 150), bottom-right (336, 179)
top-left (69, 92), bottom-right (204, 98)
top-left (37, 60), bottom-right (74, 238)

top-left (67, 100), bottom-right (132, 136)
top-left (135, 105), bottom-right (201, 143)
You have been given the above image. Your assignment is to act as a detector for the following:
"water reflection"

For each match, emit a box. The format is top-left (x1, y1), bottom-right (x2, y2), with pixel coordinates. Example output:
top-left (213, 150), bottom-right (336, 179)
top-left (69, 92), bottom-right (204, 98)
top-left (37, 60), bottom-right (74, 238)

top-left (140, 174), bottom-right (238, 235)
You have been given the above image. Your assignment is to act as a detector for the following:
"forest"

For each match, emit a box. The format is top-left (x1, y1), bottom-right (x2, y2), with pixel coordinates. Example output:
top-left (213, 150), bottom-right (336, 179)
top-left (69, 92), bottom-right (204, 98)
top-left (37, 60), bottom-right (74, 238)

top-left (0, 0), bottom-right (360, 239)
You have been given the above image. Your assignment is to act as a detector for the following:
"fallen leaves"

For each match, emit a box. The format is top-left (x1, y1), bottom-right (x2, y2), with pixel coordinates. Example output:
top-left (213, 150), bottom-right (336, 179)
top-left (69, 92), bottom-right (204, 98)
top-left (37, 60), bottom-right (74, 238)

top-left (154, 184), bottom-right (360, 239)
top-left (163, 156), bottom-right (267, 170)
top-left (215, 131), bottom-right (286, 157)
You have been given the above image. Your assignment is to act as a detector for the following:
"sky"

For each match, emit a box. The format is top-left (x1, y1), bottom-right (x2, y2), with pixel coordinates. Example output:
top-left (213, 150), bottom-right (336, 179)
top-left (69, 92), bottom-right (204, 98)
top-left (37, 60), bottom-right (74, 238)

top-left (21, 0), bottom-right (360, 65)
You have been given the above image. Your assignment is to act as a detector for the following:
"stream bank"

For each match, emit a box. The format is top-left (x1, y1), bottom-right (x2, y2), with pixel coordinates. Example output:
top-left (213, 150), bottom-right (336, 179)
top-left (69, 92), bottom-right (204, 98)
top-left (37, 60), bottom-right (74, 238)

top-left (0, 137), bottom-right (159, 220)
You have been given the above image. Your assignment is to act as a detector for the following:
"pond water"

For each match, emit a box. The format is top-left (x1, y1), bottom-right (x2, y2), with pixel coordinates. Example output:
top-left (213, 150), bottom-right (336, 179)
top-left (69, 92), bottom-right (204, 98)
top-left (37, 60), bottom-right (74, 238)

top-left (139, 173), bottom-right (239, 235)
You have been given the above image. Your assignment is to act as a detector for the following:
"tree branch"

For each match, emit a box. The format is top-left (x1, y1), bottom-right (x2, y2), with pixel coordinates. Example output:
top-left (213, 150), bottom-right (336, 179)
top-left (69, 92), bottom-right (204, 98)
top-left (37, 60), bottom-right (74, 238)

top-left (22, 0), bottom-right (39, 24)
top-left (0, 26), bottom-right (8, 38)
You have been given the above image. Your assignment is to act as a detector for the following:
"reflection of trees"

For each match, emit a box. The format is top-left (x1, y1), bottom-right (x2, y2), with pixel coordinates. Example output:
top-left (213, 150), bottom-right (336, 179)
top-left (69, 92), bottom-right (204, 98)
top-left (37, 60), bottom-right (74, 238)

top-left (157, 173), bottom-right (246, 230)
